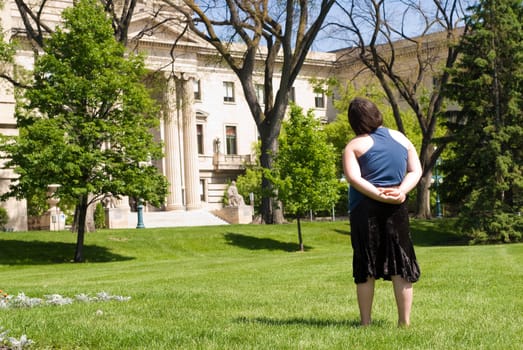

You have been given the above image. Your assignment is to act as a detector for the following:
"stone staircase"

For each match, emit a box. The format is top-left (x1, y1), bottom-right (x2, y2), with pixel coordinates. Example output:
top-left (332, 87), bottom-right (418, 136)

top-left (127, 210), bottom-right (229, 229)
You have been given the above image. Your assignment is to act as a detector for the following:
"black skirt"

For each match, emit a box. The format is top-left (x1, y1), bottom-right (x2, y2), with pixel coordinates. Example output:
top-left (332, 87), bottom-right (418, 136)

top-left (349, 197), bottom-right (420, 284)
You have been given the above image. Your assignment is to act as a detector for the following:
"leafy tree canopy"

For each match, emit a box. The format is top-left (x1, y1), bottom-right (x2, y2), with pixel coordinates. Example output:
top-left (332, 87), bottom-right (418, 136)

top-left (0, 0), bottom-right (168, 260)
top-left (269, 103), bottom-right (339, 250)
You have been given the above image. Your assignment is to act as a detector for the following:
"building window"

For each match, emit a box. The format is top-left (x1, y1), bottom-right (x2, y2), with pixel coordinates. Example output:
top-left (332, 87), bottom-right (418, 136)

top-left (289, 86), bottom-right (295, 102)
top-left (197, 124), bottom-right (203, 154)
top-left (225, 125), bottom-right (237, 155)
top-left (194, 80), bottom-right (202, 101)
top-left (223, 81), bottom-right (235, 103)
top-left (255, 83), bottom-right (265, 105)
top-left (314, 92), bottom-right (325, 108)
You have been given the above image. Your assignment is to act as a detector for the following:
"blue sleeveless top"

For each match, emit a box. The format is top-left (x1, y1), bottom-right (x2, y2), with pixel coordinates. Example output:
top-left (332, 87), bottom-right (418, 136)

top-left (349, 127), bottom-right (408, 212)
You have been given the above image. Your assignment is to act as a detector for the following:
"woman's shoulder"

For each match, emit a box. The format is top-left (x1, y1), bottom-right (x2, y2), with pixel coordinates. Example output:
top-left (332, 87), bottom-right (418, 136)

top-left (345, 134), bottom-right (373, 157)
top-left (386, 128), bottom-right (412, 149)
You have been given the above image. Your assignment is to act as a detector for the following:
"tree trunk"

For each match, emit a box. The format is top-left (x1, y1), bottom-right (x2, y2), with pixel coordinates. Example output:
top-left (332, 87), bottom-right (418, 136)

top-left (71, 194), bottom-right (96, 232)
top-left (85, 197), bottom-right (96, 232)
top-left (297, 216), bottom-right (304, 252)
top-left (73, 195), bottom-right (89, 263)
top-left (415, 175), bottom-right (432, 219)
top-left (259, 125), bottom-right (284, 224)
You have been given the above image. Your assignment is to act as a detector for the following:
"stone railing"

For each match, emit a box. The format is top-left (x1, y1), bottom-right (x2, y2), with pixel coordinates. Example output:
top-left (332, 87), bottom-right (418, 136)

top-left (212, 154), bottom-right (253, 171)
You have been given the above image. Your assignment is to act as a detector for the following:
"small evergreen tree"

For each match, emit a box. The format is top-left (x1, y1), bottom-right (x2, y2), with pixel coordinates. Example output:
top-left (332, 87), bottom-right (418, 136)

top-left (442, 0), bottom-right (523, 242)
top-left (271, 104), bottom-right (339, 251)
top-left (94, 202), bottom-right (106, 229)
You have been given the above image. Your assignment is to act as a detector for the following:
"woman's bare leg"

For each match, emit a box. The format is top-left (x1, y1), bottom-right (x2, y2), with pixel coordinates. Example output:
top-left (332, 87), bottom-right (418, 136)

top-left (356, 277), bottom-right (375, 326)
top-left (391, 275), bottom-right (413, 327)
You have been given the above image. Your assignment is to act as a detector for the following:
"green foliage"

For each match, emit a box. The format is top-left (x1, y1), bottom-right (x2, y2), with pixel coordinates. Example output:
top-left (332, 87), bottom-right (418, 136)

top-left (94, 202), bottom-right (106, 229)
top-left (0, 207), bottom-right (8, 230)
top-left (0, 0), bottom-right (168, 214)
top-left (235, 142), bottom-right (263, 214)
top-left (271, 104), bottom-right (339, 217)
top-left (442, 0), bottom-right (523, 242)
top-left (0, 1), bottom-right (14, 65)
top-left (236, 168), bottom-right (262, 210)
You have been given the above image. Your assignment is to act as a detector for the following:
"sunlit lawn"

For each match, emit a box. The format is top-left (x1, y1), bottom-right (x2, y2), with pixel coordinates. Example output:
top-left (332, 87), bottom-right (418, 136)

top-left (1, 220), bottom-right (522, 349)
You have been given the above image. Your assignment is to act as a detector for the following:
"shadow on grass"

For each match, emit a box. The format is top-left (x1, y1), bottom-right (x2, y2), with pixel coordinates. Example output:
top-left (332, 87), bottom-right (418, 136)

top-left (235, 316), bottom-right (388, 328)
top-left (0, 239), bottom-right (133, 265)
top-left (224, 232), bottom-right (311, 252)
top-left (410, 219), bottom-right (469, 246)
top-left (329, 219), bottom-right (468, 246)
top-left (333, 228), bottom-right (350, 235)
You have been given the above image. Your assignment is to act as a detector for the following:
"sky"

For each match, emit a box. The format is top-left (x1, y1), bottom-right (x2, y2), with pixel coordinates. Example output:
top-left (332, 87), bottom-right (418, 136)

top-left (311, 0), bottom-right (472, 53)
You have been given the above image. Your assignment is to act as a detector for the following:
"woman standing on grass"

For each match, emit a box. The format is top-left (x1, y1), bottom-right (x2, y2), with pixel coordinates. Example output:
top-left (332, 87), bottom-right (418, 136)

top-left (342, 97), bottom-right (422, 327)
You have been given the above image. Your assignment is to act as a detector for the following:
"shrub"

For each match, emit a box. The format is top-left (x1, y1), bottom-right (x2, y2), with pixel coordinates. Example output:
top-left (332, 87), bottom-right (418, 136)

top-left (94, 202), bottom-right (106, 229)
top-left (0, 207), bottom-right (8, 231)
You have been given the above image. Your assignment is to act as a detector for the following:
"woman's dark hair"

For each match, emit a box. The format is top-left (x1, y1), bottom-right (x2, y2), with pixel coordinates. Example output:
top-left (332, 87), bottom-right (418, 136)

top-left (348, 97), bottom-right (383, 135)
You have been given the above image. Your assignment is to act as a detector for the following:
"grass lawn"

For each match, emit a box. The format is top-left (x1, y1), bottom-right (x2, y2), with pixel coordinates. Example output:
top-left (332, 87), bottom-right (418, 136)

top-left (1, 220), bottom-right (522, 349)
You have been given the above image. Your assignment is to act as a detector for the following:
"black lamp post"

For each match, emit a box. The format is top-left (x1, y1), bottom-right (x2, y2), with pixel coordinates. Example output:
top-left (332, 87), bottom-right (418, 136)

top-left (432, 159), bottom-right (443, 218)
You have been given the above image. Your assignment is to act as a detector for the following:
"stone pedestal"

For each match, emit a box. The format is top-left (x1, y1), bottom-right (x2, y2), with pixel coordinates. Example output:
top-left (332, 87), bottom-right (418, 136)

top-left (104, 195), bottom-right (131, 229)
top-left (43, 184), bottom-right (65, 231)
top-left (213, 205), bottom-right (253, 224)
top-left (105, 207), bottom-right (130, 229)
top-left (42, 207), bottom-right (66, 231)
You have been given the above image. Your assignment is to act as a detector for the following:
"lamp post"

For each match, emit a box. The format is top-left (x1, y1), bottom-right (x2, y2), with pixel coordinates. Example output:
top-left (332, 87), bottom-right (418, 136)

top-left (431, 159), bottom-right (443, 218)
top-left (136, 198), bottom-right (145, 229)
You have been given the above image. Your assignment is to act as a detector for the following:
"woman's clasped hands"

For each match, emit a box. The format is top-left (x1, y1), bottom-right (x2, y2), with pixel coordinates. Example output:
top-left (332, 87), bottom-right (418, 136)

top-left (377, 187), bottom-right (406, 204)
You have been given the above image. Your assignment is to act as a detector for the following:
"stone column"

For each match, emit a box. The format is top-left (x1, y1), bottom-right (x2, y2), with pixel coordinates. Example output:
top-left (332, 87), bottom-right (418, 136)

top-left (178, 74), bottom-right (201, 210)
top-left (163, 74), bottom-right (184, 210)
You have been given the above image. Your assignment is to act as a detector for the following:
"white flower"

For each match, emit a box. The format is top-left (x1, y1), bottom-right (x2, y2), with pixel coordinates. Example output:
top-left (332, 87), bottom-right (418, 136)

top-left (0, 326), bottom-right (9, 342)
top-left (75, 293), bottom-right (93, 303)
top-left (45, 294), bottom-right (73, 306)
top-left (95, 291), bottom-right (131, 302)
top-left (96, 291), bottom-right (111, 301)
top-left (8, 334), bottom-right (34, 350)
top-left (0, 291), bottom-right (130, 309)
top-left (10, 293), bottom-right (42, 308)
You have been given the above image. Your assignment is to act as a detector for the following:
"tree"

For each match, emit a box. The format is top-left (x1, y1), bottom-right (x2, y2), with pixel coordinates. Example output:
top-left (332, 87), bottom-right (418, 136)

top-left (162, 0), bottom-right (336, 224)
top-left (0, 0), bottom-right (168, 262)
top-left (328, 0), bottom-right (470, 218)
top-left (235, 141), bottom-right (263, 216)
top-left (271, 104), bottom-right (339, 251)
top-left (12, 0), bottom-right (139, 47)
top-left (441, 0), bottom-right (523, 242)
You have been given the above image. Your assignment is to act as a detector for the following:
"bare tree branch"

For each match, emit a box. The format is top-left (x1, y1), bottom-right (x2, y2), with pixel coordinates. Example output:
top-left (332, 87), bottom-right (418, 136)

top-left (161, 0), bottom-right (335, 223)
top-left (13, 0), bottom-right (54, 48)
top-left (330, 0), bottom-right (470, 218)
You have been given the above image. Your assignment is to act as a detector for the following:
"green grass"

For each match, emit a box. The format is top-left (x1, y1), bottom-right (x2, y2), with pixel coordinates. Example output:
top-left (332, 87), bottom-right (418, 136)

top-left (1, 220), bottom-right (522, 349)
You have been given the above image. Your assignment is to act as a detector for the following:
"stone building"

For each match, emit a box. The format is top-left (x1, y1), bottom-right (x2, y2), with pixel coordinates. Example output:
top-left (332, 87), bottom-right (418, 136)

top-left (0, 0), bottom-right (339, 230)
